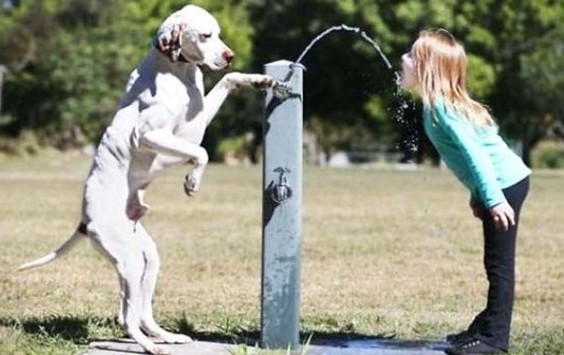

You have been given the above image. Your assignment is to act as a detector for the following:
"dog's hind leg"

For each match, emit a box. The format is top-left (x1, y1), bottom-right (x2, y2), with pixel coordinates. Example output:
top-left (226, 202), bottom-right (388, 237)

top-left (116, 276), bottom-right (126, 327)
top-left (136, 224), bottom-right (192, 344)
top-left (120, 247), bottom-right (173, 355)
top-left (90, 224), bottom-right (171, 355)
top-left (87, 229), bottom-right (127, 328)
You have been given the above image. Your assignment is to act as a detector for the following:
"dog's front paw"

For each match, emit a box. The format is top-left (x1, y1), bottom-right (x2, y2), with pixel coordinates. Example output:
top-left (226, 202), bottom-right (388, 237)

top-left (184, 173), bottom-right (200, 196)
top-left (145, 344), bottom-right (171, 355)
top-left (160, 333), bottom-right (193, 344)
top-left (184, 163), bottom-right (206, 197)
top-left (248, 74), bottom-right (274, 89)
top-left (224, 73), bottom-right (274, 90)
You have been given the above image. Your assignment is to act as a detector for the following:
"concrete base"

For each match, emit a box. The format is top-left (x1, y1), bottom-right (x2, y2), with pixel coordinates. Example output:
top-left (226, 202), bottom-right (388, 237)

top-left (86, 339), bottom-right (236, 355)
top-left (85, 338), bottom-right (447, 355)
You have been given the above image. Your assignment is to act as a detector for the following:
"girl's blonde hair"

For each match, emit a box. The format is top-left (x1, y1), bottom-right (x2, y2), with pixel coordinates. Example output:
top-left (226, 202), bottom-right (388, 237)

top-left (412, 29), bottom-right (494, 126)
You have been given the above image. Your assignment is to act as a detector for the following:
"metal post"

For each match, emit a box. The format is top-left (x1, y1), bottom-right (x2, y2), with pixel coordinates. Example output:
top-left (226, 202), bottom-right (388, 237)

top-left (261, 60), bottom-right (303, 350)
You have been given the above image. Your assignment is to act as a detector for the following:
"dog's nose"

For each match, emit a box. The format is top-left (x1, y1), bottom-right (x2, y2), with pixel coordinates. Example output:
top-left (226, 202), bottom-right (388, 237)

top-left (223, 50), bottom-right (235, 64)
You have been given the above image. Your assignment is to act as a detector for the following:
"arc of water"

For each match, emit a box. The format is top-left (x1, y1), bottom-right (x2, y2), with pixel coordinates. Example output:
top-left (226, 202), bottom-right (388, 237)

top-left (272, 24), bottom-right (393, 100)
top-left (294, 24), bottom-right (392, 69)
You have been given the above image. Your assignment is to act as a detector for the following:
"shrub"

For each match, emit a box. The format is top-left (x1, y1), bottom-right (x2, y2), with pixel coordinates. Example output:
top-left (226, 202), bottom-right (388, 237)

top-left (531, 140), bottom-right (564, 169)
top-left (216, 133), bottom-right (255, 165)
top-left (0, 129), bottom-right (42, 156)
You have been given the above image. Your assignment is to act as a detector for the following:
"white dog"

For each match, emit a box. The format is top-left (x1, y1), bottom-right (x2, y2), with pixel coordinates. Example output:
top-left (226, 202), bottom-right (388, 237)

top-left (18, 5), bottom-right (272, 355)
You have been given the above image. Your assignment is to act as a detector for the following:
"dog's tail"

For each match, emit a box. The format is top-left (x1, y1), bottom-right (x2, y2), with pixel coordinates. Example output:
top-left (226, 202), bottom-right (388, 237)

top-left (17, 223), bottom-right (88, 271)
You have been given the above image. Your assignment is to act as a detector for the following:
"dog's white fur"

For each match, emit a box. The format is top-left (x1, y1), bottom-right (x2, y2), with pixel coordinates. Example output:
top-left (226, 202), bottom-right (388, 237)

top-left (18, 5), bottom-right (272, 355)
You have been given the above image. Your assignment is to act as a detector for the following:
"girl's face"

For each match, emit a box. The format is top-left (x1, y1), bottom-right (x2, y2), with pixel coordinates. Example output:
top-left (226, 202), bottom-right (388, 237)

top-left (400, 50), bottom-right (417, 90)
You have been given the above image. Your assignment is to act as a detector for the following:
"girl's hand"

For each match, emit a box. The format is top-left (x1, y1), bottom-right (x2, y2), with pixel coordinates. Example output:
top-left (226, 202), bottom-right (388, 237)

top-left (489, 202), bottom-right (515, 231)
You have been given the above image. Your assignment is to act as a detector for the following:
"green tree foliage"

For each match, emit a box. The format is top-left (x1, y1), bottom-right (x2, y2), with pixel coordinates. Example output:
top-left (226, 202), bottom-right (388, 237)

top-left (482, 0), bottom-right (564, 163)
top-left (373, 0), bottom-right (563, 162)
top-left (0, 0), bottom-right (562, 163)
top-left (519, 25), bottom-right (564, 129)
top-left (0, 0), bottom-right (255, 149)
top-left (1, 0), bottom-right (144, 146)
top-left (249, 0), bottom-right (401, 154)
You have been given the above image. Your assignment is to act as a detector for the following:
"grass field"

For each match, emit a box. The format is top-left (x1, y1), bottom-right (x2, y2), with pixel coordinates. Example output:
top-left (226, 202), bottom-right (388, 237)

top-left (0, 152), bottom-right (563, 354)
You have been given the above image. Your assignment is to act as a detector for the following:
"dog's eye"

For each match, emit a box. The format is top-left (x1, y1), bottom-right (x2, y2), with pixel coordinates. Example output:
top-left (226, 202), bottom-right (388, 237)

top-left (200, 33), bottom-right (212, 40)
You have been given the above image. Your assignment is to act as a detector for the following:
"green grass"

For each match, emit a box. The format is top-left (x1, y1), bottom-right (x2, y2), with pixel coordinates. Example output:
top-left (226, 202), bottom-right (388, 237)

top-left (1, 152), bottom-right (563, 354)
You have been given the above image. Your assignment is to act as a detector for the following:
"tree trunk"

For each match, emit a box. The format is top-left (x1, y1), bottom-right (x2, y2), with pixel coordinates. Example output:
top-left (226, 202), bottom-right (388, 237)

top-left (0, 65), bottom-right (5, 113)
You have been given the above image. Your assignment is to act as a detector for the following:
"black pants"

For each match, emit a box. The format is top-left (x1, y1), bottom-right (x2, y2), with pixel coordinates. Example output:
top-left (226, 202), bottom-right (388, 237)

top-left (467, 176), bottom-right (530, 351)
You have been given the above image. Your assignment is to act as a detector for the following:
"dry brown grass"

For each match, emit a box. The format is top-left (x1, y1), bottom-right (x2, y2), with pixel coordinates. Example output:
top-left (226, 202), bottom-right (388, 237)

top-left (0, 152), bottom-right (563, 354)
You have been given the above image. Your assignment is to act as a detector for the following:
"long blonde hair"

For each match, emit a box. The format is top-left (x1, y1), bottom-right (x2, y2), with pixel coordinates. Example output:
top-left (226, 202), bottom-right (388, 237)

top-left (412, 29), bottom-right (494, 126)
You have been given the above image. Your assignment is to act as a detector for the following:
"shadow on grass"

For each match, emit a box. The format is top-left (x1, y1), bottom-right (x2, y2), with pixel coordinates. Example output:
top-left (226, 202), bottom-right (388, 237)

top-left (0, 315), bottom-right (447, 352)
top-left (0, 315), bottom-right (94, 344)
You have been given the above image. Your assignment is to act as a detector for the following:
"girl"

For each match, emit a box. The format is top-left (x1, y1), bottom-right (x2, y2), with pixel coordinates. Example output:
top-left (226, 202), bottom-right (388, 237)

top-left (400, 29), bottom-right (530, 355)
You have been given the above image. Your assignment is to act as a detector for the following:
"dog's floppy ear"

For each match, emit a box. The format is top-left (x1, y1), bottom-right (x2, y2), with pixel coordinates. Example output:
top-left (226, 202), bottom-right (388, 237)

top-left (154, 18), bottom-right (187, 62)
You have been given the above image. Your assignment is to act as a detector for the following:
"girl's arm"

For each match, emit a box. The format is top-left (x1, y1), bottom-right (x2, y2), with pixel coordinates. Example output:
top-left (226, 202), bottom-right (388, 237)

top-left (435, 104), bottom-right (515, 230)
top-left (433, 102), bottom-right (506, 208)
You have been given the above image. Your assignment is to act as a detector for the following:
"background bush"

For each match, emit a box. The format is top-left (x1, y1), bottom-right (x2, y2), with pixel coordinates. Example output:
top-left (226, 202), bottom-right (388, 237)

top-left (531, 140), bottom-right (564, 169)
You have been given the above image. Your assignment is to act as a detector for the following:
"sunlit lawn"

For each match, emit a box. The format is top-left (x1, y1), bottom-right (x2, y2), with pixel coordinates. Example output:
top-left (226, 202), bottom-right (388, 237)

top-left (0, 152), bottom-right (563, 354)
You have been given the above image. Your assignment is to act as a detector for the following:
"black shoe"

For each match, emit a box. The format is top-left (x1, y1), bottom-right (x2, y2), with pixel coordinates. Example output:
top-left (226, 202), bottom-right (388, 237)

top-left (444, 337), bottom-right (505, 354)
top-left (446, 330), bottom-right (472, 344)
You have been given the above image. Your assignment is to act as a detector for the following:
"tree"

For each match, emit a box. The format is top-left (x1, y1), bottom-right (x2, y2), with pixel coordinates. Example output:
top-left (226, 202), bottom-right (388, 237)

top-left (1, 0), bottom-right (562, 164)
top-left (489, 1), bottom-right (564, 163)
top-left (375, 0), bottom-right (564, 163)
top-left (0, 0), bottom-right (256, 151)
top-left (519, 25), bottom-right (564, 129)
top-left (249, 0), bottom-right (401, 158)
top-left (0, 65), bottom-right (6, 113)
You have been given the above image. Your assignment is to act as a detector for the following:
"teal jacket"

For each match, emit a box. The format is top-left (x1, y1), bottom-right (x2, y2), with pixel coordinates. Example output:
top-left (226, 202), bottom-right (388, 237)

top-left (423, 98), bottom-right (531, 208)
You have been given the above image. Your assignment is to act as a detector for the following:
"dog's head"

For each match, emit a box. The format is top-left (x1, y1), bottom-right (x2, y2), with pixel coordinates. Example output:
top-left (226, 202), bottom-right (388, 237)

top-left (154, 5), bottom-right (234, 70)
